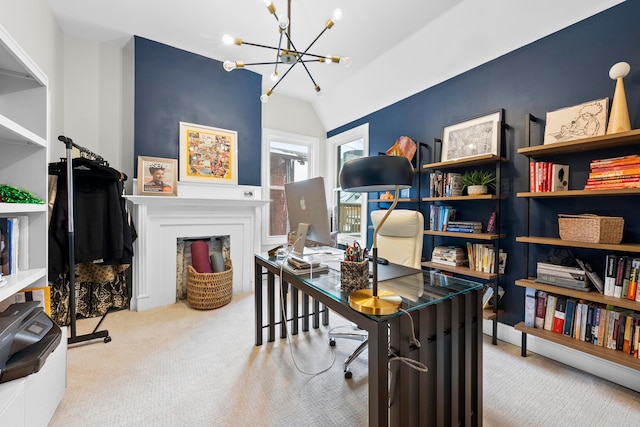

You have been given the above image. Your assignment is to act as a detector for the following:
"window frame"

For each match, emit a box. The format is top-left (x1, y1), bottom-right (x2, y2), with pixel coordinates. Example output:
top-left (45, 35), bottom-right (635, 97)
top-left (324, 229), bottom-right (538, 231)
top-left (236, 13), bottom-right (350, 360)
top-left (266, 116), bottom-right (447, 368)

top-left (261, 128), bottom-right (320, 246)
top-left (326, 123), bottom-right (369, 248)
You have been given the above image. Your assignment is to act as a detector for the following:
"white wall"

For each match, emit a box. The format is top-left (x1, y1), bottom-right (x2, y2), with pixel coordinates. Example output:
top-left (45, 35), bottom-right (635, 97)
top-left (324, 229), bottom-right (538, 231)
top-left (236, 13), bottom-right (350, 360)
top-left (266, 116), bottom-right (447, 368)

top-left (262, 92), bottom-right (327, 177)
top-left (0, 0), bottom-right (64, 160)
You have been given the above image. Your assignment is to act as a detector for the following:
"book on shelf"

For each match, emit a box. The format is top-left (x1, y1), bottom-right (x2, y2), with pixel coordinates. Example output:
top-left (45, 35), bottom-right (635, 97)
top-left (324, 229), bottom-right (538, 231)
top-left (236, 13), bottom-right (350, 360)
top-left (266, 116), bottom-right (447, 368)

top-left (524, 287), bottom-right (537, 327)
top-left (627, 258), bottom-right (640, 300)
top-left (544, 294), bottom-right (557, 331)
top-left (563, 298), bottom-right (577, 337)
top-left (483, 284), bottom-right (504, 309)
top-left (604, 254), bottom-right (617, 297)
top-left (551, 164), bottom-right (569, 192)
top-left (535, 291), bottom-right (547, 329)
top-left (575, 258), bottom-right (604, 294)
top-left (589, 167), bottom-right (640, 179)
top-left (486, 210), bottom-right (497, 233)
top-left (552, 296), bottom-right (567, 334)
top-left (590, 154), bottom-right (640, 169)
top-left (614, 255), bottom-right (627, 298)
top-left (584, 304), bottom-right (594, 343)
top-left (0, 217), bottom-right (8, 276)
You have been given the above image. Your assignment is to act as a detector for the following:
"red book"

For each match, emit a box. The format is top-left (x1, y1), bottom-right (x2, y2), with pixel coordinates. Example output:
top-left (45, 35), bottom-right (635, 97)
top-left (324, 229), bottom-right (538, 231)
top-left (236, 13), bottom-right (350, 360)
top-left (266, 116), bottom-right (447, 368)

top-left (588, 162), bottom-right (640, 172)
top-left (552, 297), bottom-right (567, 333)
top-left (590, 155), bottom-right (640, 168)
top-left (529, 162), bottom-right (535, 192)
top-left (589, 168), bottom-right (640, 179)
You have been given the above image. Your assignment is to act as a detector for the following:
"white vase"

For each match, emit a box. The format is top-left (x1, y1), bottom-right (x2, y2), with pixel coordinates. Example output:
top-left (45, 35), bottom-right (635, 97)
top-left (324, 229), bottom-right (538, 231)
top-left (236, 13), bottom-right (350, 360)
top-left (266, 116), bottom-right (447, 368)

top-left (467, 185), bottom-right (488, 196)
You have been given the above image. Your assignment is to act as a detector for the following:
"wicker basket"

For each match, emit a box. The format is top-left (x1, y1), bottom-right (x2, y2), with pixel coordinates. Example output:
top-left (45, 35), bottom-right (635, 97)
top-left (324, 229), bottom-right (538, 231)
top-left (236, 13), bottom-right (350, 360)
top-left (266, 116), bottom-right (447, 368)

top-left (558, 214), bottom-right (624, 244)
top-left (187, 261), bottom-right (233, 310)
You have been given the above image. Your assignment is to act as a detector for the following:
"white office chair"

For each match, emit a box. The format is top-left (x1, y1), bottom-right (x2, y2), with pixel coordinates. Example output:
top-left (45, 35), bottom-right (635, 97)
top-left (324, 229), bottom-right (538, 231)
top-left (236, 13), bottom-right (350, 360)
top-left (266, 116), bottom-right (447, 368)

top-left (329, 209), bottom-right (424, 378)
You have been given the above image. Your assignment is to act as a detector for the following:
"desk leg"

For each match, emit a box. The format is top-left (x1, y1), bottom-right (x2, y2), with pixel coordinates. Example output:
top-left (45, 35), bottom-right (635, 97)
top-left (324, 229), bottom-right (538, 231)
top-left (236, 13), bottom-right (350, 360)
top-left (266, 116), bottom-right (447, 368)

top-left (313, 299), bottom-right (320, 329)
top-left (291, 286), bottom-right (299, 336)
top-left (267, 271), bottom-right (276, 342)
top-left (254, 260), bottom-right (263, 346)
top-left (302, 293), bottom-right (310, 332)
top-left (322, 303), bottom-right (329, 326)
top-left (368, 321), bottom-right (390, 427)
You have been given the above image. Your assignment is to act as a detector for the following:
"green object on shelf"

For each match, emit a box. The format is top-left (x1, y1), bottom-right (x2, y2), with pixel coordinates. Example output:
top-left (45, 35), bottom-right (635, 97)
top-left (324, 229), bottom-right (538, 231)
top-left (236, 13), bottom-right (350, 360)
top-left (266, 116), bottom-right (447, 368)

top-left (0, 184), bottom-right (44, 204)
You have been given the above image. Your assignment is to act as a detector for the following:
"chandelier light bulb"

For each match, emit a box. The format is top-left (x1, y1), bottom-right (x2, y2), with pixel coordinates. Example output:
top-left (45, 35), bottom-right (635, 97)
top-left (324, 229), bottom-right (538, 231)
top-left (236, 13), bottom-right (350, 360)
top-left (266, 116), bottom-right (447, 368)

top-left (278, 15), bottom-right (289, 30)
top-left (223, 60), bottom-right (237, 72)
top-left (324, 56), bottom-right (333, 65)
top-left (260, 93), bottom-right (270, 103)
top-left (332, 9), bottom-right (343, 22)
top-left (340, 57), bottom-right (352, 68)
top-left (222, 34), bottom-right (234, 45)
top-left (270, 71), bottom-right (279, 82)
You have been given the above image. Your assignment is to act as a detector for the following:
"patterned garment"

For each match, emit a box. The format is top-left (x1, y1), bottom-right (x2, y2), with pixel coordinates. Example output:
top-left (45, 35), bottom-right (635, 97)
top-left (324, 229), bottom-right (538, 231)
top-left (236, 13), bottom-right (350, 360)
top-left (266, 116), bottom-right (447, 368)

top-left (50, 267), bottom-right (129, 326)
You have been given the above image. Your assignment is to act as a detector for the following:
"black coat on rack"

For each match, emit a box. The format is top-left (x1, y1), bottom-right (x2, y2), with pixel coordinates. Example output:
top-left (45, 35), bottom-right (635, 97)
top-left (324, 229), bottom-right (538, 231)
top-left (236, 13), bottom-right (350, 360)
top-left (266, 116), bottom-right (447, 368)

top-left (48, 157), bottom-right (134, 280)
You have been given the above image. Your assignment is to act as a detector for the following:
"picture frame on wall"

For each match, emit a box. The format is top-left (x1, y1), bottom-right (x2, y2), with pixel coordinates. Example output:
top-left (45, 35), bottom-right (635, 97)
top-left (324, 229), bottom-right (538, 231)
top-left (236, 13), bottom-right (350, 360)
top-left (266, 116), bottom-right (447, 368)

top-left (179, 121), bottom-right (238, 185)
top-left (543, 98), bottom-right (608, 145)
top-left (137, 156), bottom-right (178, 196)
top-left (441, 110), bottom-right (503, 162)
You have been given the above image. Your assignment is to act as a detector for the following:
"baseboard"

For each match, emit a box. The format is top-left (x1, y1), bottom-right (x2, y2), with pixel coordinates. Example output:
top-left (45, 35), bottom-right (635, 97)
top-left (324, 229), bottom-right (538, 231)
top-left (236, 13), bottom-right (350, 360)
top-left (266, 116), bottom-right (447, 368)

top-left (483, 320), bottom-right (640, 393)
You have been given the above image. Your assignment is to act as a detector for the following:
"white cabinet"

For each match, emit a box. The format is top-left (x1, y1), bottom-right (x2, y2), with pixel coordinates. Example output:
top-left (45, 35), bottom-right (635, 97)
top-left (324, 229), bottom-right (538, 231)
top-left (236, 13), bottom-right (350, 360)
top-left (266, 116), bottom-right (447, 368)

top-left (0, 24), bottom-right (66, 425)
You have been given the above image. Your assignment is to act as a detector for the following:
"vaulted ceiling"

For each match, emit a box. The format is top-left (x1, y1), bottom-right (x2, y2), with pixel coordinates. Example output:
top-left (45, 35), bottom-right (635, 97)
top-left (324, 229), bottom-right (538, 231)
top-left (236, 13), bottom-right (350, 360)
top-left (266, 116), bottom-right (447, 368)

top-left (48, 0), bottom-right (624, 130)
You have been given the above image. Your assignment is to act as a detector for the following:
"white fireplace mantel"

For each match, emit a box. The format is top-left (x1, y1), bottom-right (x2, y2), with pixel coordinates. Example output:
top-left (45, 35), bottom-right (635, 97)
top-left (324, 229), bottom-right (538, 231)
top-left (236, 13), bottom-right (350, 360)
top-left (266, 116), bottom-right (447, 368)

top-left (125, 193), bottom-right (269, 311)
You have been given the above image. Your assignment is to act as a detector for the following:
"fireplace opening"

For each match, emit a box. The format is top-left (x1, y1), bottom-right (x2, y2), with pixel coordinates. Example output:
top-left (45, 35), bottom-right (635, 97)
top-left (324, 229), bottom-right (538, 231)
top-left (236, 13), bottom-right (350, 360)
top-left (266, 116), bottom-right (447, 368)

top-left (176, 235), bottom-right (230, 301)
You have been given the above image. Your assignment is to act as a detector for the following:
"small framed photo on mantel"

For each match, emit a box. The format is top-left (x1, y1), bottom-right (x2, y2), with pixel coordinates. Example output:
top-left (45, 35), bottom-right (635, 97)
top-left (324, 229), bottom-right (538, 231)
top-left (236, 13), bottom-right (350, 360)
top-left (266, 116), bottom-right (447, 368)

top-left (137, 156), bottom-right (178, 196)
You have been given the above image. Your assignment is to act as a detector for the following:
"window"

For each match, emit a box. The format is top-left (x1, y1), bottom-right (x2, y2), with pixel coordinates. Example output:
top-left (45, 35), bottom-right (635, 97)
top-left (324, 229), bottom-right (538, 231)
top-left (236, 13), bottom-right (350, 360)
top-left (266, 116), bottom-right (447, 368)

top-left (262, 129), bottom-right (319, 245)
top-left (327, 123), bottom-right (369, 247)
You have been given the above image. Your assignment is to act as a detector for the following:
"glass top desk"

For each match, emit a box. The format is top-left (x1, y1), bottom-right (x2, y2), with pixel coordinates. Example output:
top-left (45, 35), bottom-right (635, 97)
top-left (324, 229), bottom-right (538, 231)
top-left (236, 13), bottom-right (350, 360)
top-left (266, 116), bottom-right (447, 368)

top-left (254, 253), bottom-right (484, 427)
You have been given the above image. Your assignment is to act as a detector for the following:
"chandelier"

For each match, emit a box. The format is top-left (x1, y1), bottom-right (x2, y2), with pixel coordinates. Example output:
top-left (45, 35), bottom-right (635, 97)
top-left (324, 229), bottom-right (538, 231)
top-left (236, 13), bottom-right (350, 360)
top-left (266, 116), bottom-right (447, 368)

top-left (222, 0), bottom-right (351, 103)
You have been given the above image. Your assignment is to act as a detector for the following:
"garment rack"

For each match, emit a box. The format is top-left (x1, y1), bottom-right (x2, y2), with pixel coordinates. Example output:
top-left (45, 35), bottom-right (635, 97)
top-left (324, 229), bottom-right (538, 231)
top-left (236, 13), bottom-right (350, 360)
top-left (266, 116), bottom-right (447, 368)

top-left (58, 135), bottom-right (111, 345)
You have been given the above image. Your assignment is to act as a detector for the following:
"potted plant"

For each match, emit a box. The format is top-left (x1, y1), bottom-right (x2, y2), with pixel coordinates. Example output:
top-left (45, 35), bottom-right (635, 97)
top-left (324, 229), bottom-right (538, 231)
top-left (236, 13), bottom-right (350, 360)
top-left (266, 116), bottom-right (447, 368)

top-left (461, 170), bottom-right (496, 195)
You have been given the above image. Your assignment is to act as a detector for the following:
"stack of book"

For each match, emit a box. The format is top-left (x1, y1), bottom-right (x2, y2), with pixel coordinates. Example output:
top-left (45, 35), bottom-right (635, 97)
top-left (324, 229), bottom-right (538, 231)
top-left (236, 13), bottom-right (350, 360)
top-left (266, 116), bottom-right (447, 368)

top-left (585, 154), bottom-right (640, 190)
top-left (466, 243), bottom-right (506, 274)
top-left (445, 221), bottom-right (482, 233)
top-left (535, 262), bottom-right (590, 292)
top-left (431, 246), bottom-right (467, 267)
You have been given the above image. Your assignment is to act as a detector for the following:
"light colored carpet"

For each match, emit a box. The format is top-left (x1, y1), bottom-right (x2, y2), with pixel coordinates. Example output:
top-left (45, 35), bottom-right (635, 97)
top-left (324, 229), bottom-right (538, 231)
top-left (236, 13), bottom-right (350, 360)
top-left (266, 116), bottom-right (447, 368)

top-left (49, 292), bottom-right (640, 426)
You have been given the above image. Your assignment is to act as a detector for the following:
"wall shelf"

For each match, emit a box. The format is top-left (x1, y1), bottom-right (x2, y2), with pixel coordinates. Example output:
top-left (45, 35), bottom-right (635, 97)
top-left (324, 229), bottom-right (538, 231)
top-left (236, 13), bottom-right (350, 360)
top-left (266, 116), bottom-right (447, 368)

top-left (515, 236), bottom-right (640, 253)
top-left (425, 230), bottom-right (504, 240)
top-left (514, 322), bottom-right (639, 371)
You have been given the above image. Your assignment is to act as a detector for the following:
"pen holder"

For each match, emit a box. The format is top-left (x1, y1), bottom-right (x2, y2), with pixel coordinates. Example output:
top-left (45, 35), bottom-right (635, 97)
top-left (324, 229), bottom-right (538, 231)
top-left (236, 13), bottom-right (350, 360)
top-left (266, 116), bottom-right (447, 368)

top-left (340, 259), bottom-right (369, 292)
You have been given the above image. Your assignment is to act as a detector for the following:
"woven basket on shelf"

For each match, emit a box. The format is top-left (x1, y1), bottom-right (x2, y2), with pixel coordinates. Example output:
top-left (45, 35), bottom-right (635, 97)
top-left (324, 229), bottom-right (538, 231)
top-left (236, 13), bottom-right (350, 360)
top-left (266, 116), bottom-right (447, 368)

top-left (187, 261), bottom-right (233, 310)
top-left (558, 214), bottom-right (624, 244)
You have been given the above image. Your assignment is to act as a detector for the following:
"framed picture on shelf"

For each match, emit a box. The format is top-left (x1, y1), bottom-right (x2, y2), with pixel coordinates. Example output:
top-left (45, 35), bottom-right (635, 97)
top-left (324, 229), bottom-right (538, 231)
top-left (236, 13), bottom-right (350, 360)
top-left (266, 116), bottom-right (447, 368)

top-left (179, 121), bottom-right (238, 185)
top-left (441, 110), bottom-right (503, 162)
top-left (137, 156), bottom-right (178, 196)
top-left (543, 98), bottom-right (608, 144)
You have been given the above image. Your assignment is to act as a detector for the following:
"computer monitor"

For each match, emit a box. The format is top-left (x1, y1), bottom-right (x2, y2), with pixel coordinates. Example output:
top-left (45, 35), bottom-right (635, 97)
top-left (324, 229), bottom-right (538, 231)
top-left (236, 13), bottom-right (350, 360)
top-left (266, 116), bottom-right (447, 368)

top-left (285, 177), bottom-right (332, 255)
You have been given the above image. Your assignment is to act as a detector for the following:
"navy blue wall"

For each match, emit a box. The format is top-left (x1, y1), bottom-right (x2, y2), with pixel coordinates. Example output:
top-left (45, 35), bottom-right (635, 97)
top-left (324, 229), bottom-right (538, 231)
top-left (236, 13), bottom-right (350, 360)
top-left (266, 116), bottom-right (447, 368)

top-left (134, 36), bottom-right (262, 185)
top-left (329, 1), bottom-right (640, 326)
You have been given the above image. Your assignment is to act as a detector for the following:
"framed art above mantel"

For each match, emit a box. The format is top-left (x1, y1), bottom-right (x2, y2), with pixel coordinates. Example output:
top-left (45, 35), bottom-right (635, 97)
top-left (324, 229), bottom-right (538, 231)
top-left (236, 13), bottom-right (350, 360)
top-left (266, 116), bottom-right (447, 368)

top-left (179, 121), bottom-right (238, 185)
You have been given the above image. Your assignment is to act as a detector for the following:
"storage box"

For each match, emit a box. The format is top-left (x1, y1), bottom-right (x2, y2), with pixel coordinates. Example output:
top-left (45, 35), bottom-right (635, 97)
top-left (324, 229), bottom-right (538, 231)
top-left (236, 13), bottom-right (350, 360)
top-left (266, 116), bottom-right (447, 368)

top-left (558, 214), bottom-right (623, 244)
top-left (340, 259), bottom-right (369, 292)
top-left (187, 261), bottom-right (233, 310)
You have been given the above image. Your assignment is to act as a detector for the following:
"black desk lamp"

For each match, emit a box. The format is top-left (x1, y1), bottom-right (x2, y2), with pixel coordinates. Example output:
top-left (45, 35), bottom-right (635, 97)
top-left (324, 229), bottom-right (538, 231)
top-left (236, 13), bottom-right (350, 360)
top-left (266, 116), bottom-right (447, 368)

top-left (339, 155), bottom-right (414, 315)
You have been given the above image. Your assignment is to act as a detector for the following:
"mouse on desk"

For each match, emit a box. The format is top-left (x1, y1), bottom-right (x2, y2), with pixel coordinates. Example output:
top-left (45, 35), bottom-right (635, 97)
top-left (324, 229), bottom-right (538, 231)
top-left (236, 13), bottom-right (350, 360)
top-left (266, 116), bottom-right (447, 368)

top-left (366, 254), bottom-right (389, 265)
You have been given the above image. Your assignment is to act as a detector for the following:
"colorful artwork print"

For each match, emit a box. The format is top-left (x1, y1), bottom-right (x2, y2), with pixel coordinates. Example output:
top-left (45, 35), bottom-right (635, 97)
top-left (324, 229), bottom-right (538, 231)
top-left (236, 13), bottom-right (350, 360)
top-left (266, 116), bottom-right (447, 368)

top-left (179, 122), bottom-right (238, 185)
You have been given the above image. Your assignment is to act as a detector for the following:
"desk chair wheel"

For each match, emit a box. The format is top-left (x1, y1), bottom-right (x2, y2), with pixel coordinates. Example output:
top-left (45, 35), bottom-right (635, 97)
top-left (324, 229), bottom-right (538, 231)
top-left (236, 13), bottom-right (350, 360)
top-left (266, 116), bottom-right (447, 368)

top-left (344, 370), bottom-right (352, 379)
top-left (329, 338), bottom-right (336, 346)
top-left (104, 336), bottom-right (112, 343)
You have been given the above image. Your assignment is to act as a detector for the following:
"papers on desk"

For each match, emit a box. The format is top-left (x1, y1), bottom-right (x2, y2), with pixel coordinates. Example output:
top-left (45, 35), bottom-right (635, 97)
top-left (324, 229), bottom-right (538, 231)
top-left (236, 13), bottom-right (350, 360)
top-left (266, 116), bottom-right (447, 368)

top-left (276, 259), bottom-right (329, 275)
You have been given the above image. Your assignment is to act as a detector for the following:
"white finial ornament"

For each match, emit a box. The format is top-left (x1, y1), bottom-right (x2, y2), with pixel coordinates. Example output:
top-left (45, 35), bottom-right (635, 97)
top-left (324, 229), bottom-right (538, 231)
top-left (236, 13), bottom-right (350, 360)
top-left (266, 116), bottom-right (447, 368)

top-left (606, 61), bottom-right (631, 134)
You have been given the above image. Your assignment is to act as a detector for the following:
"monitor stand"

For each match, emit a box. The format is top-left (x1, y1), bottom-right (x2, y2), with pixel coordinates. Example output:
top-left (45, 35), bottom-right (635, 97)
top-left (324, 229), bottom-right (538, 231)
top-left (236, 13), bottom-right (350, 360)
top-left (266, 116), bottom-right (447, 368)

top-left (292, 223), bottom-right (309, 256)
